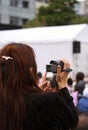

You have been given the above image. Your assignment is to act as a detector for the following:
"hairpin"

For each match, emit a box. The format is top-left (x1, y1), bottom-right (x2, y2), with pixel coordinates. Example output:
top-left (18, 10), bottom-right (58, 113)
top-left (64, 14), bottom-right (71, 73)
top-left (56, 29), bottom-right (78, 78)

top-left (2, 56), bottom-right (13, 60)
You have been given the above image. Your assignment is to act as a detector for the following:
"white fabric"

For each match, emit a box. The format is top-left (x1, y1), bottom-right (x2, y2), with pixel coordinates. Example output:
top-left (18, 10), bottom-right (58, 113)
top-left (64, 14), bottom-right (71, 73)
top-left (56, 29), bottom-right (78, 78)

top-left (0, 24), bottom-right (87, 46)
top-left (83, 87), bottom-right (88, 98)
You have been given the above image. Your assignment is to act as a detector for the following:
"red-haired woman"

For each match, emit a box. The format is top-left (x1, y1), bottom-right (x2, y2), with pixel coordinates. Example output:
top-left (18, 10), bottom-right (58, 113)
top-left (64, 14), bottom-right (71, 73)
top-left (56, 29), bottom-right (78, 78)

top-left (0, 43), bottom-right (78, 130)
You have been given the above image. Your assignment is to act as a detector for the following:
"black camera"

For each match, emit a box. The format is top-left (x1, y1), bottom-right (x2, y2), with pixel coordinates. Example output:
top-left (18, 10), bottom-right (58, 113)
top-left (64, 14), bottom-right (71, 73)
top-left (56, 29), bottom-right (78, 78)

top-left (46, 60), bottom-right (72, 73)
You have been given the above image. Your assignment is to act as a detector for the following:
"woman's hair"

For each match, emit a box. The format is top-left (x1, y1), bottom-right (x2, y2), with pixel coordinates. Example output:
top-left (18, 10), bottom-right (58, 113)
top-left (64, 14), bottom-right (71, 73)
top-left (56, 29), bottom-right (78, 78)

top-left (75, 72), bottom-right (85, 94)
top-left (67, 78), bottom-right (73, 86)
top-left (0, 43), bottom-right (40, 130)
top-left (76, 72), bottom-right (85, 83)
top-left (72, 112), bottom-right (88, 130)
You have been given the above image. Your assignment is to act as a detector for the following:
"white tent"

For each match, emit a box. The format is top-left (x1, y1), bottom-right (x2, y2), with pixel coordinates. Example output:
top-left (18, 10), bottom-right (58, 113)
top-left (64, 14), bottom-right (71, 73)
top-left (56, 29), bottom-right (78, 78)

top-left (0, 23), bottom-right (87, 45)
top-left (0, 24), bottom-right (88, 77)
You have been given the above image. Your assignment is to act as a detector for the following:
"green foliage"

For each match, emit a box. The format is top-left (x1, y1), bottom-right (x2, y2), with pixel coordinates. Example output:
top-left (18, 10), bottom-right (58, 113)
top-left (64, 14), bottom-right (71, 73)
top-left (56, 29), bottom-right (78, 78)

top-left (23, 18), bottom-right (45, 28)
top-left (71, 15), bottom-right (88, 24)
top-left (37, 0), bottom-right (77, 26)
top-left (23, 0), bottom-right (87, 28)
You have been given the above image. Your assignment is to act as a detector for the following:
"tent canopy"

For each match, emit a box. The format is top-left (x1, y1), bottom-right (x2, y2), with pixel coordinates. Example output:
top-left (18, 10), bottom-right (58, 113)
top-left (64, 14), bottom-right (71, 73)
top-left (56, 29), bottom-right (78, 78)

top-left (0, 24), bottom-right (87, 47)
top-left (75, 24), bottom-right (88, 42)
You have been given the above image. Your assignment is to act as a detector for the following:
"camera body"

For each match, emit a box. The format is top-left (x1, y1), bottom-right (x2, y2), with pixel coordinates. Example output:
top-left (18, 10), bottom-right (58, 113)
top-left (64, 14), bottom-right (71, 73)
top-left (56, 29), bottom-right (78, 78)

top-left (46, 60), bottom-right (64, 73)
top-left (46, 60), bottom-right (72, 73)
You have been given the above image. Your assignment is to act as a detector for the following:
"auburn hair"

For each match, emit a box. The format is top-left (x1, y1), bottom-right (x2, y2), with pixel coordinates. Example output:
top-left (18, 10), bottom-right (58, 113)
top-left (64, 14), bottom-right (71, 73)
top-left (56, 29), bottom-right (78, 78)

top-left (0, 43), bottom-right (40, 130)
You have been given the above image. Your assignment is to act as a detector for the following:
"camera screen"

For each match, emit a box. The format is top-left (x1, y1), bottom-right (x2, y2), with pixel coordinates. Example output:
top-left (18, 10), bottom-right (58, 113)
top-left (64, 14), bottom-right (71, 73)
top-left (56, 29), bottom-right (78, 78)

top-left (46, 65), bottom-right (51, 72)
top-left (46, 64), bottom-right (57, 73)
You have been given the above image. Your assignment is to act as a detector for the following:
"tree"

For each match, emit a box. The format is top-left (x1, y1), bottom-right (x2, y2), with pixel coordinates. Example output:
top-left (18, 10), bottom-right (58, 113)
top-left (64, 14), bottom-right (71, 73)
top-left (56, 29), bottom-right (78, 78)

top-left (23, 0), bottom-right (88, 28)
top-left (37, 0), bottom-right (78, 26)
top-left (71, 15), bottom-right (88, 24)
top-left (23, 18), bottom-right (45, 28)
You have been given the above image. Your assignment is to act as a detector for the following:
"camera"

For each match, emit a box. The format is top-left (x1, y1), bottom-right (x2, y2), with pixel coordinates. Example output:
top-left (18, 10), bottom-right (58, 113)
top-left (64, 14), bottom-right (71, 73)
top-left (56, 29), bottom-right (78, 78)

top-left (46, 60), bottom-right (72, 73)
top-left (46, 60), bottom-right (64, 73)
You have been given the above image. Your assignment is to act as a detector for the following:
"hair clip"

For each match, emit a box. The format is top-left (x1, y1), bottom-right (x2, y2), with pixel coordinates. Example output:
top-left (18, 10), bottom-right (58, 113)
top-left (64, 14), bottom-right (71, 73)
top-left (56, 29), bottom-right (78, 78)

top-left (2, 56), bottom-right (13, 60)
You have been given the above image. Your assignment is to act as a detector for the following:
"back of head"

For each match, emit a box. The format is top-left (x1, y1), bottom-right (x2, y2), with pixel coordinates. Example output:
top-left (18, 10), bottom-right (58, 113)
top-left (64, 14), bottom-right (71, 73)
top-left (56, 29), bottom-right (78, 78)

top-left (67, 78), bottom-right (73, 86)
top-left (76, 72), bottom-right (85, 82)
top-left (75, 72), bottom-right (85, 94)
top-left (0, 42), bottom-right (39, 130)
top-left (0, 43), bottom-right (37, 80)
top-left (37, 72), bottom-right (42, 79)
top-left (72, 112), bottom-right (88, 130)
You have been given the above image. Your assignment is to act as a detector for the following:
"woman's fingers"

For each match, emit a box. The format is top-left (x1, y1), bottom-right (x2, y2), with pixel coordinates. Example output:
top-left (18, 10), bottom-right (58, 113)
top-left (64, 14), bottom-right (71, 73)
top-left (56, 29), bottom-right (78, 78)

top-left (42, 72), bottom-right (47, 82)
top-left (60, 58), bottom-right (70, 69)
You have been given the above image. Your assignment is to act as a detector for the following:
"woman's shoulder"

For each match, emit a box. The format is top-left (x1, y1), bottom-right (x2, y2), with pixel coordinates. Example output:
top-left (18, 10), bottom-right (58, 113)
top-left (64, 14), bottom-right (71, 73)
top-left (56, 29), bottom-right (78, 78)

top-left (25, 88), bottom-right (71, 111)
top-left (25, 91), bottom-right (66, 115)
top-left (25, 92), bottom-right (60, 124)
top-left (26, 91), bottom-right (59, 104)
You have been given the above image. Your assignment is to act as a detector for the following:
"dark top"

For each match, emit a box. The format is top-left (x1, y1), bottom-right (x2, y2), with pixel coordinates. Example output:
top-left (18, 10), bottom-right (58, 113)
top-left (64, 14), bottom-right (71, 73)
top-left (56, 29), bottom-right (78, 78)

top-left (23, 88), bottom-right (78, 130)
top-left (75, 80), bottom-right (85, 95)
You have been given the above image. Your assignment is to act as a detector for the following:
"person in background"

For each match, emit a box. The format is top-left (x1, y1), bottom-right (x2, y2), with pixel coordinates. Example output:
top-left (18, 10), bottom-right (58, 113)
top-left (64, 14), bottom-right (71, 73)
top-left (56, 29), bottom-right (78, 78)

top-left (67, 78), bottom-right (78, 106)
top-left (37, 72), bottom-right (43, 83)
top-left (0, 43), bottom-right (78, 130)
top-left (72, 112), bottom-right (88, 130)
top-left (67, 77), bottom-right (73, 94)
top-left (50, 74), bottom-right (58, 90)
top-left (74, 72), bottom-right (85, 95)
top-left (77, 87), bottom-right (88, 112)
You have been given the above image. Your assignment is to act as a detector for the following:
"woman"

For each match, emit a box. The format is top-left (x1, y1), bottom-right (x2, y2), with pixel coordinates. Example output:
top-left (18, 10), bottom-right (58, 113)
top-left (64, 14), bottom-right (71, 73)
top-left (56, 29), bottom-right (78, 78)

top-left (74, 72), bottom-right (85, 95)
top-left (0, 43), bottom-right (78, 130)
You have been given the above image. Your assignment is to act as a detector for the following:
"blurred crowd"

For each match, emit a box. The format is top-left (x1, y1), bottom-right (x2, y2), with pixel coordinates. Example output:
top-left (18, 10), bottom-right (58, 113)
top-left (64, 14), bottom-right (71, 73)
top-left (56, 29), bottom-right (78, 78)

top-left (37, 71), bottom-right (88, 130)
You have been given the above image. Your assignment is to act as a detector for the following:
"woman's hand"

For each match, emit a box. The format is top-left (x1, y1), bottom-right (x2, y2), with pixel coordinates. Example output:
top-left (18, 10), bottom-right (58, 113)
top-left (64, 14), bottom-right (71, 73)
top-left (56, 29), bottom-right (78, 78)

top-left (56, 58), bottom-right (70, 90)
top-left (38, 72), bottom-right (51, 91)
top-left (38, 72), bottom-right (57, 92)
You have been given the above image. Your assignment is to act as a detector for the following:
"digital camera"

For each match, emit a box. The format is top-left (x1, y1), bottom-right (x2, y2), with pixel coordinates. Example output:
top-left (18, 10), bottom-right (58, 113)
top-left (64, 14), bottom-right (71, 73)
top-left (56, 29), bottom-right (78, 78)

top-left (46, 60), bottom-right (72, 73)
